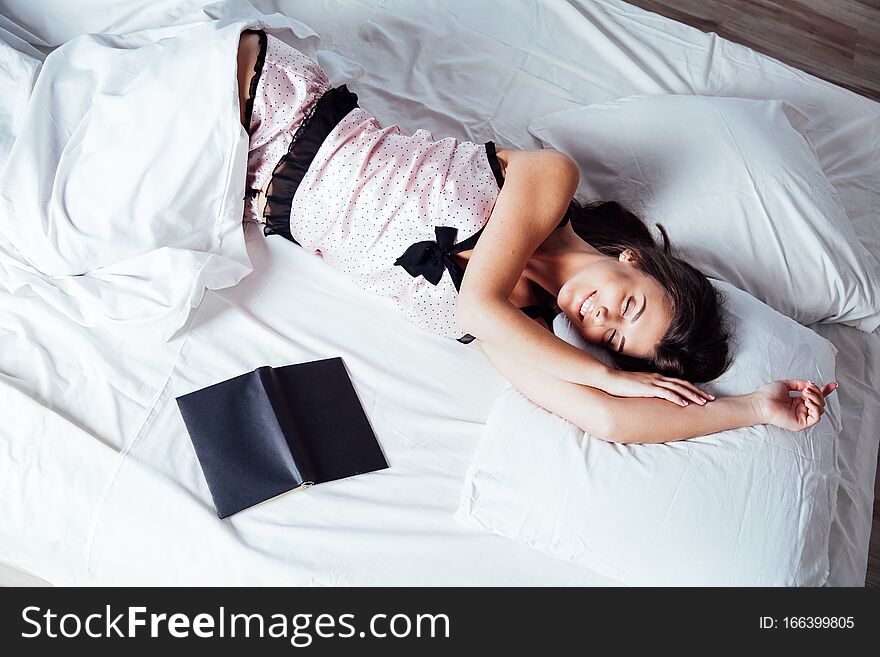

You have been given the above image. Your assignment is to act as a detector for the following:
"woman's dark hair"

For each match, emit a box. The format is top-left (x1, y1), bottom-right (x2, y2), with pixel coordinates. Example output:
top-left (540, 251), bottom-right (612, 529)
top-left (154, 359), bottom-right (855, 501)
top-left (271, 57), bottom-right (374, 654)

top-left (566, 200), bottom-right (731, 382)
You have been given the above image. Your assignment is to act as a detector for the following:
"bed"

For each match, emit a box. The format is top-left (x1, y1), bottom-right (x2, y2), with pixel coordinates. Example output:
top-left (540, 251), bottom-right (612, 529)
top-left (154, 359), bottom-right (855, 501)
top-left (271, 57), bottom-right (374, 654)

top-left (1, 0), bottom-right (878, 586)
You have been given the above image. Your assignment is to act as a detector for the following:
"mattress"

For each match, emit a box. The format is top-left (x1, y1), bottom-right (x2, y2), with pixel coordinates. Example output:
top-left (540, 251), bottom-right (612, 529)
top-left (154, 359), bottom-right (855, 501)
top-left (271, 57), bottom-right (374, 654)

top-left (1, 0), bottom-right (878, 586)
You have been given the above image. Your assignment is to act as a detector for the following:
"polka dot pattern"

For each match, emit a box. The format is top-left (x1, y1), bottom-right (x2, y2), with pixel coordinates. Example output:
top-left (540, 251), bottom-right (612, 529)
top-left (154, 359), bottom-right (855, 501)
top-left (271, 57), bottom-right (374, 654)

top-left (243, 34), bottom-right (330, 224)
top-left (244, 35), bottom-right (500, 341)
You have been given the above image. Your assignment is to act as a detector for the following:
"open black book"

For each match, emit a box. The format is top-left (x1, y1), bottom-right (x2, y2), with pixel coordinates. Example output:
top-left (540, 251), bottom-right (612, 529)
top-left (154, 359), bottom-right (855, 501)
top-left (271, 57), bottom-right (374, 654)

top-left (175, 357), bottom-right (388, 518)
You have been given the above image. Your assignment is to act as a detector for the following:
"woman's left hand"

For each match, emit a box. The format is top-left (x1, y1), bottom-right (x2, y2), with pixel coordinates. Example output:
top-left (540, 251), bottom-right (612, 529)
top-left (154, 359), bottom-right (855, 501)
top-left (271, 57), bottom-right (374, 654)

top-left (602, 369), bottom-right (714, 407)
top-left (753, 379), bottom-right (838, 432)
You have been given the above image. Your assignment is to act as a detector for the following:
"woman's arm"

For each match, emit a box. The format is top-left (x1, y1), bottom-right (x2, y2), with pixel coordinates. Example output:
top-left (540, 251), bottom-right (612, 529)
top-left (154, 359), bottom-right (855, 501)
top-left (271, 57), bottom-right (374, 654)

top-left (458, 150), bottom-right (609, 385)
top-left (479, 337), bottom-right (835, 444)
top-left (457, 149), bottom-right (710, 406)
top-left (479, 336), bottom-right (757, 442)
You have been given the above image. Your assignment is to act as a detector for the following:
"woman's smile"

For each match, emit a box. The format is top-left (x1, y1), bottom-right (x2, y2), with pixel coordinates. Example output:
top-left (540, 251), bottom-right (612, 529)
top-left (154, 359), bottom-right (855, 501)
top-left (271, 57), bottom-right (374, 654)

top-left (576, 290), bottom-right (598, 320)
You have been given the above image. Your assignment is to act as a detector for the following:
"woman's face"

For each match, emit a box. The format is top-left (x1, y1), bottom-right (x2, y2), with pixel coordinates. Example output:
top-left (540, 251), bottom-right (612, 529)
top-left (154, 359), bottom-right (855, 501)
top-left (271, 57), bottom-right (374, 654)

top-left (558, 250), bottom-right (672, 359)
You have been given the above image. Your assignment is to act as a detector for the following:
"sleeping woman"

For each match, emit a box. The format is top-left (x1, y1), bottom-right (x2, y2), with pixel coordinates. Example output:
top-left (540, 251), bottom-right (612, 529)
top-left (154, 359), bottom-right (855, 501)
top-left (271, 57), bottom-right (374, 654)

top-left (235, 30), bottom-right (837, 444)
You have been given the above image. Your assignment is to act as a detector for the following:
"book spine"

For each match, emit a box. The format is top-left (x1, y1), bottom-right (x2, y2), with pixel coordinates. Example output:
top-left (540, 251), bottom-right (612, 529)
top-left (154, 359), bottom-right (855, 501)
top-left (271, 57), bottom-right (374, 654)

top-left (258, 367), bottom-right (318, 485)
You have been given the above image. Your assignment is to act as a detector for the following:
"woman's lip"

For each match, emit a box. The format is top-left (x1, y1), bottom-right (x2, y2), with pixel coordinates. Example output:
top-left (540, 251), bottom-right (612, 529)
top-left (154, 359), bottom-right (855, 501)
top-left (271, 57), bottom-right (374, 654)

top-left (576, 290), bottom-right (597, 320)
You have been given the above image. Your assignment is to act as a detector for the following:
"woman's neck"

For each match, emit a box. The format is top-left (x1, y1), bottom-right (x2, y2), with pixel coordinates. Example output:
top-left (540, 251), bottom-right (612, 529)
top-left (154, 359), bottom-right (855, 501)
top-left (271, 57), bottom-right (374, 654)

top-left (525, 224), bottom-right (603, 299)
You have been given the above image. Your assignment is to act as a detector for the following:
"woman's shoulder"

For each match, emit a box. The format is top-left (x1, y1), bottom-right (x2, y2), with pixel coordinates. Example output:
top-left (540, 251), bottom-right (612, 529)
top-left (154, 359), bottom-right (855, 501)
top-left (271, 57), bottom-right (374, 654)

top-left (495, 146), bottom-right (576, 169)
top-left (492, 147), bottom-right (579, 191)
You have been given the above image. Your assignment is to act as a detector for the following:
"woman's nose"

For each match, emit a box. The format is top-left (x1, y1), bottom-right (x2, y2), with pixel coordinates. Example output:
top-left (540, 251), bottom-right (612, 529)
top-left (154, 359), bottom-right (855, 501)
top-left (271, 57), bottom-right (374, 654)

top-left (594, 305), bottom-right (608, 325)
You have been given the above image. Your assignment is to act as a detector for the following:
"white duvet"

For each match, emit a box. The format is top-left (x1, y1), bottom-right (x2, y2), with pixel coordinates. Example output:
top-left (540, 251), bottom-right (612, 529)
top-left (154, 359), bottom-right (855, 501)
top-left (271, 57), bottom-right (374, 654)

top-left (1, 0), bottom-right (878, 586)
top-left (0, 19), bottom-right (248, 339)
top-left (0, 8), bottom-right (360, 340)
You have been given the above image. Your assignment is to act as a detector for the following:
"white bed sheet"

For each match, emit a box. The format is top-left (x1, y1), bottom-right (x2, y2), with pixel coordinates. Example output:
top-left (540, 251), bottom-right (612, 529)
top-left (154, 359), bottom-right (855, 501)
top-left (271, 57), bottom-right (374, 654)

top-left (1, 0), bottom-right (878, 585)
top-left (83, 226), bottom-right (618, 585)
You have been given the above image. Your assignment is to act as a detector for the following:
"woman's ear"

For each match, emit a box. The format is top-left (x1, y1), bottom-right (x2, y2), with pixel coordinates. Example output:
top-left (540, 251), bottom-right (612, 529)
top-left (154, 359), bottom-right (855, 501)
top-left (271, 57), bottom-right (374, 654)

top-left (619, 248), bottom-right (637, 264)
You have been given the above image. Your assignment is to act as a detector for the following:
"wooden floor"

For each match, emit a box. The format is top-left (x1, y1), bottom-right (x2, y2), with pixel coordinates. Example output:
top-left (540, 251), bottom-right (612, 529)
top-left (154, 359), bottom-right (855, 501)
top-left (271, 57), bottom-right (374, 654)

top-left (624, 0), bottom-right (880, 587)
top-left (625, 0), bottom-right (880, 101)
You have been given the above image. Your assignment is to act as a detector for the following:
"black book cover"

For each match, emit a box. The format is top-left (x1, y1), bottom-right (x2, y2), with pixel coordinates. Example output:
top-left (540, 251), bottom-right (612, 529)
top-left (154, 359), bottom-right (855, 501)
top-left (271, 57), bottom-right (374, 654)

top-left (175, 357), bottom-right (388, 518)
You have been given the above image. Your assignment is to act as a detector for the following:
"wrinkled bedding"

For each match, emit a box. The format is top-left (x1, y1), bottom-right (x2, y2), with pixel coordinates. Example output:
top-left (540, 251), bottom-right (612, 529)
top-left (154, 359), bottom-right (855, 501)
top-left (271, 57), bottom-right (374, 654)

top-left (0, 0), bottom-right (878, 585)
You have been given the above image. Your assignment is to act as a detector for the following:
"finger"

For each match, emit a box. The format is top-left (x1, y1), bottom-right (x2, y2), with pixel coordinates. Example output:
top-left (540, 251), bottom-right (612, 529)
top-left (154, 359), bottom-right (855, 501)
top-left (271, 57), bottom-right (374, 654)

top-left (681, 382), bottom-right (713, 401)
top-left (668, 382), bottom-right (707, 405)
top-left (803, 397), bottom-right (822, 422)
top-left (821, 381), bottom-right (838, 397)
top-left (803, 387), bottom-right (824, 412)
top-left (782, 379), bottom-right (810, 392)
top-left (803, 407), bottom-right (819, 428)
top-left (806, 380), bottom-right (829, 400)
top-left (797, 402), bottom-right (809, 424)
top-left (657, 389), bottom-right (689, 407)
top-left (656, 380), bottom-right (707, 405)
top-left (666, 378), bottom-right (714, 401)
top-left (807, 408), bottom-right (820, 427)
top-left (810, 385), bottom-right (826, 411)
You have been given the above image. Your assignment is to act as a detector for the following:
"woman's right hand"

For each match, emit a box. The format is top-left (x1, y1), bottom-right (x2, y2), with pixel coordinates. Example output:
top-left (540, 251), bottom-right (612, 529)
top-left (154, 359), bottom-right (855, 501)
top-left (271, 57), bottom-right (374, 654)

top-left (601, 369), bottom-right (714, 407)
top-left (753, 379), bottom-right (838, 432)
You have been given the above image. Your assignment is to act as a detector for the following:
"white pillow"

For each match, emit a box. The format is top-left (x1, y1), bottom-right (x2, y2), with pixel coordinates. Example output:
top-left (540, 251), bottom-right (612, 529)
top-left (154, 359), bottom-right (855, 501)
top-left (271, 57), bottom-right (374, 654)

top-left (455, 280), bottom-right (841, 586)
top-left (528, 95), bottom-right (880, 332)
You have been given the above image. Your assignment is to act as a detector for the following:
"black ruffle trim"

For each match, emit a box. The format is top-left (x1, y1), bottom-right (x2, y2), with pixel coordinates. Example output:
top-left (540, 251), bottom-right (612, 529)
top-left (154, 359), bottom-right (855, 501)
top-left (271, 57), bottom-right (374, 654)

top-left (262, 85), bottom-right (360, 242)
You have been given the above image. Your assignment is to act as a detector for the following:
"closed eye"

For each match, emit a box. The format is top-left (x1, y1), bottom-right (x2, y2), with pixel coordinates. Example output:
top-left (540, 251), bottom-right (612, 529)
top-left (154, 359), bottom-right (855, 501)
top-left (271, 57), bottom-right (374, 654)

top-left (607, 329), bottom-right (617, 349)
top-left (632, 296), bottom-right (646, 323)
top-left (622, 296), bottom-right (633, 317)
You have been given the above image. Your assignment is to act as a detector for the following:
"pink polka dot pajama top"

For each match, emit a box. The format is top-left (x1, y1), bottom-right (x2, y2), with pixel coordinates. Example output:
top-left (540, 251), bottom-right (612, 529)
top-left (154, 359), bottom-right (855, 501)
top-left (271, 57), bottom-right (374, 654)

top-left (242, 31), bottom-right (565, 343)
